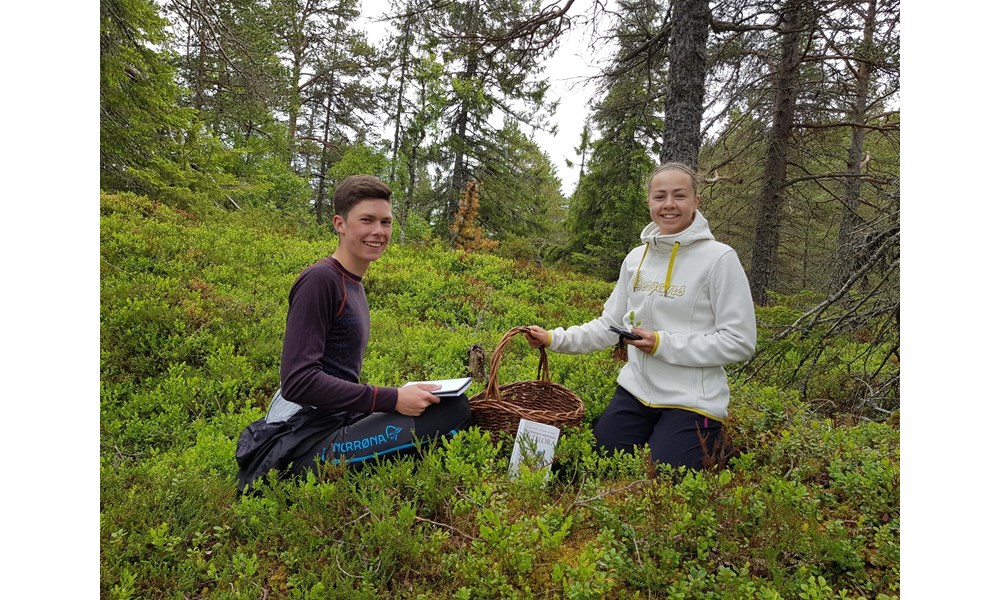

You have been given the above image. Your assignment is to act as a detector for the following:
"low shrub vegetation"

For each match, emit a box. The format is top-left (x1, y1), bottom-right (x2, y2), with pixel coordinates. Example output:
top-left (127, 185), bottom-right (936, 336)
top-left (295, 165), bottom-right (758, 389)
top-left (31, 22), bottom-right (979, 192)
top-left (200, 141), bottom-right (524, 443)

top-left (101, 193), bottom-right (899, 599)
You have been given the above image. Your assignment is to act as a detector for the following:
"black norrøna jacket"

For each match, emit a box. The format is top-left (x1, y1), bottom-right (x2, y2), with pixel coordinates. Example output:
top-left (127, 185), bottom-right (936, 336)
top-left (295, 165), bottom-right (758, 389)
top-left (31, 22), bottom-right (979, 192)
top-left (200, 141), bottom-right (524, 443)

top-left (235, 407), bottom-right (357, 494)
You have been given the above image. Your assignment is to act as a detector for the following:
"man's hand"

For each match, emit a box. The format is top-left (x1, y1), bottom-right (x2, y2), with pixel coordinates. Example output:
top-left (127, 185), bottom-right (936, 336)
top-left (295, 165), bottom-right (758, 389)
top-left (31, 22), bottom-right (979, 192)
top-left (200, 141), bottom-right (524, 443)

top-left (523, 325), bottom-right (549, 348)
top-left (395, 383), bottom-right (441, 417)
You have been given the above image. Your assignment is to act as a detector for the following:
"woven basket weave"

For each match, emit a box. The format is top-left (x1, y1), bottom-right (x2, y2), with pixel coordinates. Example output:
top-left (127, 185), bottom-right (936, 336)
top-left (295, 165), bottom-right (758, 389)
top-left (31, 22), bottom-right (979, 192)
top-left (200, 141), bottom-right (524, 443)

top-left (469, 327), bottom-right (584, 437)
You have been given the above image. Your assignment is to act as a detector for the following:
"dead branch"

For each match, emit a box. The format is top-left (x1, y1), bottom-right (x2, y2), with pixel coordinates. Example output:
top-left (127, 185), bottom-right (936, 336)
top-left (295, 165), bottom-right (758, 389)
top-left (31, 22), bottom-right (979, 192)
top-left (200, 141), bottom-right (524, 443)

top-left (414, 515), bottom-right (476, 541)
top-left (733, 204), bottom-right (899, 415)
top-left (702, 170), bottom-right (732, 184)
top-left (490, 0), bottom-right (577, 47)
top-left (569, 479), bottom-right (650, 514)
top-left (294, 135), bottom-right (342, 151)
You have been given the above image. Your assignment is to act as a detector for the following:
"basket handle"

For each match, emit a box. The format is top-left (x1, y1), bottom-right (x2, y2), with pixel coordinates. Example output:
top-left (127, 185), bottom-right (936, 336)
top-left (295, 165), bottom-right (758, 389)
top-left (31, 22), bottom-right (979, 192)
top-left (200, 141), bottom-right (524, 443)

top-left (484, 326), bottom-right (552, 402)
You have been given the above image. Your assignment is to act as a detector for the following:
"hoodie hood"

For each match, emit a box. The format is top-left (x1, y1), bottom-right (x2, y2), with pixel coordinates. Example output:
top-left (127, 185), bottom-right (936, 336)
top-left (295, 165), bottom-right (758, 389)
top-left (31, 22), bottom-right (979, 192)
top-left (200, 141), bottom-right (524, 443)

top-left (640, 210), bottom-right (715, 250)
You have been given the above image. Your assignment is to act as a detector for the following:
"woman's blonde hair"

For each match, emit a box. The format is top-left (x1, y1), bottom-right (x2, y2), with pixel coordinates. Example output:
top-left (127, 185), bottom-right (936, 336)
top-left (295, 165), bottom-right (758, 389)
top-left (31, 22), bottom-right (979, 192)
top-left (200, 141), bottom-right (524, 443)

top-left (647, 162), bottom-right (699, 194)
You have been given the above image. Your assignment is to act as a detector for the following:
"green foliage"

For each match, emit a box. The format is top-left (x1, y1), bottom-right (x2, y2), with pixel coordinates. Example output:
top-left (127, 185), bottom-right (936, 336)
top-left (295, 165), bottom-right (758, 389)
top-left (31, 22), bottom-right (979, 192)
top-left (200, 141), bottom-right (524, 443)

top-left (328, 144), bottom-right (391, 185)
top-left (101, 0), bottom-right (316, 217)
top-left (558, 129), bottom-right (655, 281)
top-left (495, 236), bottom-right (539, 264)
top-left (418, 0), bottom-right (560, 229)
top-left (228, 138), bottom-right (314, 215)
top-left (552, 1), bottom-right (668, 281)
top-left (101, 193), bottom-right (898, 598)
top-left (100, 0), bottom-right (203, 206)
top-left (473, 121), bottom-right (567, 243)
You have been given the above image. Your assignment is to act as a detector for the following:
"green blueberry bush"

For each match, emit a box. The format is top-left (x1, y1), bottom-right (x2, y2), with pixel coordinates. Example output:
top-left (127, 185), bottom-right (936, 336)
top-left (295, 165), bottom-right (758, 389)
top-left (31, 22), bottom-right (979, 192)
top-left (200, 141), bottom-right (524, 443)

top-left (101, 193), bottom-right (899, 598)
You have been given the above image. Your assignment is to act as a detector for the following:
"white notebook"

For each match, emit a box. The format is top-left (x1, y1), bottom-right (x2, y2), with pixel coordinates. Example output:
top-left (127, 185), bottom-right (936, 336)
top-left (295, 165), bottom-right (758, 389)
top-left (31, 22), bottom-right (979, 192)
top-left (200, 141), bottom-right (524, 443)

top-left (402, 376), bottom-right (473, 397)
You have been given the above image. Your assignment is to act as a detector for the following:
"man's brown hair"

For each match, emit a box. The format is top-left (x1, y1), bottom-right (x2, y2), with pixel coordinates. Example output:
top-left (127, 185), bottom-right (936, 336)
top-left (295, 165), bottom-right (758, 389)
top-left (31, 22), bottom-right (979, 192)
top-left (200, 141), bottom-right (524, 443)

top-left (333, 175), bottom-right (392, 217)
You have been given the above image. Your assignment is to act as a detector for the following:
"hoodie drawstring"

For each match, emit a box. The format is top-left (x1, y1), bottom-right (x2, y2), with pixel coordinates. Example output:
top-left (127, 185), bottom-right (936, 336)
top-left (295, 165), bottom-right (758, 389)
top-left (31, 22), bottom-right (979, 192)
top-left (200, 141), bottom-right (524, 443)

top-left (663, 242), bottom-right (680, 294)
top-left (633, 241), bottom-right (680, 296)
top-left (632, 243), bottom-right (650, 291)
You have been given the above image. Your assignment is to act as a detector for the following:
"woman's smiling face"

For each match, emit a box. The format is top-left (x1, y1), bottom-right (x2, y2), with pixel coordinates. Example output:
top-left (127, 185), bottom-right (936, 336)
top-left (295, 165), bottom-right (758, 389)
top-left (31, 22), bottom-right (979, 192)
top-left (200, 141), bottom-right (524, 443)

top-left (647, 168), bottom-right (701, 235)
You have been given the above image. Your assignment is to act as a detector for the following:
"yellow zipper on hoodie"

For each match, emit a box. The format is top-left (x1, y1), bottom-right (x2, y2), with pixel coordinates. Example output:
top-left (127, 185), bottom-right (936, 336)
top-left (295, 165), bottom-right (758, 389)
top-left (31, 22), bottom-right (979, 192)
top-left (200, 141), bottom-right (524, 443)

top-left (636, 240), bottom-right (680, 400)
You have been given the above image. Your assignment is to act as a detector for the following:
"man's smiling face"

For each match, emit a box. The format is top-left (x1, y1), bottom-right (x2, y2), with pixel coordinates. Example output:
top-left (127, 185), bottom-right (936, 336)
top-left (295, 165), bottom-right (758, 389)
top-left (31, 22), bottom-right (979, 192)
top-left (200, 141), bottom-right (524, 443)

top-left (333, 198), bottom-right (393, 271)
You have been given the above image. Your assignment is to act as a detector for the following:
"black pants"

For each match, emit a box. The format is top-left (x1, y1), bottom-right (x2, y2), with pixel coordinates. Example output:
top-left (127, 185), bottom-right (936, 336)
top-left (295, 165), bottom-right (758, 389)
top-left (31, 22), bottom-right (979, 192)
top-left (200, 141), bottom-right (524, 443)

top-left (291, 394), bottom-right (471, 472)
top-left (593, 386), bottom-right (722, 470)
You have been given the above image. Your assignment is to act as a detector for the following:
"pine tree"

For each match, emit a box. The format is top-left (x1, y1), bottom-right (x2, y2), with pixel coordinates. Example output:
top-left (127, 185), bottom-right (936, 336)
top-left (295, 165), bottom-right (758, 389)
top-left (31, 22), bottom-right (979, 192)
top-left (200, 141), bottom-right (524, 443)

top-left (100, 0), bottom-right (192, 191)
top-left (101, 0), bottom-right (240, 211)
top-left (428, 0), bottom-right (559, 229)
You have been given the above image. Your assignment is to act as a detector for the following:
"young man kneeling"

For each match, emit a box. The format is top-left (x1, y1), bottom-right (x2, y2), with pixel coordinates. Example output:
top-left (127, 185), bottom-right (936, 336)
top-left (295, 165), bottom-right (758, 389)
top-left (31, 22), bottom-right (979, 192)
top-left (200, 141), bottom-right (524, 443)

top-left (237, 175), bottom-right (470, 492)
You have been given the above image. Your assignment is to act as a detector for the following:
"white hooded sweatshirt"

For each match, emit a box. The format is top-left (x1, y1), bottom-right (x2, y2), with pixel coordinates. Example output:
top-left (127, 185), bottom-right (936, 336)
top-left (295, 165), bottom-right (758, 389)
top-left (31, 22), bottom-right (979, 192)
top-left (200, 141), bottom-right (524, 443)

top-left (547, 211), bottom-right (757, 421)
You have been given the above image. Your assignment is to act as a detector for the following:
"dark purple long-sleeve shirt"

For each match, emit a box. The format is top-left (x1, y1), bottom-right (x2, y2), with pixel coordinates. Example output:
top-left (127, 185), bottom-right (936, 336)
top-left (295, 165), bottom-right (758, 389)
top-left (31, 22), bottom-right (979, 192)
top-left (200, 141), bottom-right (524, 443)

top-left (278, 257), bottom-right (398, 413)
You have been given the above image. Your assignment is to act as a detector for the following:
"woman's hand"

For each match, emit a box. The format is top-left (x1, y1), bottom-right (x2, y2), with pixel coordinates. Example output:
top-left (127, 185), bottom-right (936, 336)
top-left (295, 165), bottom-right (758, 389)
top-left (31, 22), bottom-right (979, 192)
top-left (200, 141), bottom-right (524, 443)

top-left (523, 325), bottom-right (549, 348)
top-left (625, 327), bottom-right (657, 354)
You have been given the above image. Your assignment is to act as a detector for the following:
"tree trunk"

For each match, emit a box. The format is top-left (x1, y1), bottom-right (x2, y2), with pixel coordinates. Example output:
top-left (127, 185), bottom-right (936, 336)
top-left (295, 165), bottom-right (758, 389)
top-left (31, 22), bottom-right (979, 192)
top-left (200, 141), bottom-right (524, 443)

top-left (447, 0), bottom-right (480, 231)
top-left (315, 92), bottom-right (334, 225)
top-left (402, 140), bottom-right (420, 245)
top-left (302, 103), bottom-right (317, 187)
top-left (191, 0), bottom-right (207, 113)
top-left (748, 0), bottom-right (808, 305)
top-left (449, 102), bottom-right (468, 227)
top-left (402, 76), bottom-right (427, 245)
top-left (389, 17), bottom-right (414, 185)
top-left (831, 0), bottom-right (878, 291)
top-left (287, 49), bottom-right (303, 166)
top-left (659, 0), bottom-right (711, 168)
top-left (577, 123), bottom-right (589, 183)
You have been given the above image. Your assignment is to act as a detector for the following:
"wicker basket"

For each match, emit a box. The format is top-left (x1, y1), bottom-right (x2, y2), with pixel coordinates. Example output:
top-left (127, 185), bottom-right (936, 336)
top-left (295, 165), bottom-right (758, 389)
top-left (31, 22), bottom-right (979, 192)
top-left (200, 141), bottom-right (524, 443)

top-left (469, 327), bottom-right (585, 437)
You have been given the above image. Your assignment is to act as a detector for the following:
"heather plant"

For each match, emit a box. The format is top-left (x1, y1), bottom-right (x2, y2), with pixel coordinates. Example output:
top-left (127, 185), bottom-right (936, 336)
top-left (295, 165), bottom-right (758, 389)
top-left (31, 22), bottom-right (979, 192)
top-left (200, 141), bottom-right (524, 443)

top-left (100, 193), bottom-right (899, 599)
